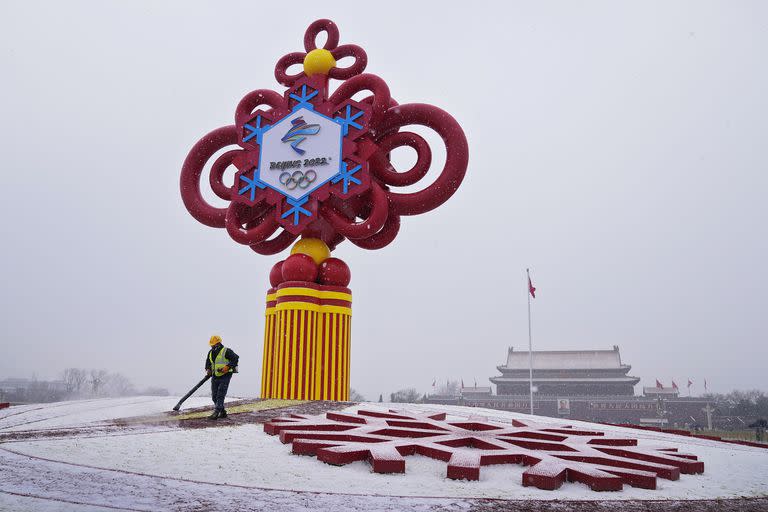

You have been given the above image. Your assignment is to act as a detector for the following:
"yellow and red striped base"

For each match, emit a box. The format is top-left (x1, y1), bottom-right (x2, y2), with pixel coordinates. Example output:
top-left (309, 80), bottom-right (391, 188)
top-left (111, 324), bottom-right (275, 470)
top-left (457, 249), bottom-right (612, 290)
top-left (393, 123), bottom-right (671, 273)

top-left (261, 282), bottom-right (352, 401)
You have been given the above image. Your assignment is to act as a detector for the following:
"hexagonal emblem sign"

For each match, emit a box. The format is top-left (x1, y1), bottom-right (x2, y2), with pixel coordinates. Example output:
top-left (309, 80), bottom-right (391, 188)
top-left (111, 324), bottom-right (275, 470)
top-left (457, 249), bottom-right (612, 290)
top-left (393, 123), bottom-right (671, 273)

top-left (258, 108), bottom-right (342, 201)
top-left (183, 21), bottom-right (469, 250)
top-left (231, 77), bottom-right (374, 235)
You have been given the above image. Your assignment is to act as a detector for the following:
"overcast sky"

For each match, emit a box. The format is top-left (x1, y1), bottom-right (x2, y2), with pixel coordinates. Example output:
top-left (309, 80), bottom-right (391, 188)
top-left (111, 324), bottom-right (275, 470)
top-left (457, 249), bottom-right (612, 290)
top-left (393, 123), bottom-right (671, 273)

top-left (1, 1), bottom-right (766, 400)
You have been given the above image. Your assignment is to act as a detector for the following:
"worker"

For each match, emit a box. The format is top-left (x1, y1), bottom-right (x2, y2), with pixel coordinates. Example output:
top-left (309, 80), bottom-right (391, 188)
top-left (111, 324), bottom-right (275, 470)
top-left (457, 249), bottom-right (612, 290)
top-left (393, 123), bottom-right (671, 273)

top-left (205, 335), bottom-right (239, 420)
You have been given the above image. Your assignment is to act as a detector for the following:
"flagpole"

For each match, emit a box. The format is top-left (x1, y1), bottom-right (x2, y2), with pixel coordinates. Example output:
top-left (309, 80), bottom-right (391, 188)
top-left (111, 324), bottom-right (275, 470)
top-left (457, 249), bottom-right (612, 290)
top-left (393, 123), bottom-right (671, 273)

top-left (527, 268), bottom-right (534, 416)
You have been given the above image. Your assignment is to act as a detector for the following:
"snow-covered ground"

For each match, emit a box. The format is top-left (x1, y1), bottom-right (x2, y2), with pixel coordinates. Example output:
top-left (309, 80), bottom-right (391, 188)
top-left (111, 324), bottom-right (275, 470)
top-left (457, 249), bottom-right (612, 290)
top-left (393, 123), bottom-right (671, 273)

top-left (0, 396), bottom-right (213, 432)
top-left (1, 398), bottom-right (766, 511)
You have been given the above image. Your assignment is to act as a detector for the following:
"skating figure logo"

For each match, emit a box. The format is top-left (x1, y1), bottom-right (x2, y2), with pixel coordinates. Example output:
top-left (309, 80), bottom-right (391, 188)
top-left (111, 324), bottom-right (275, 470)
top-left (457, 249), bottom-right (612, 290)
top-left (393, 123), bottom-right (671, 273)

top-left (281, 116), bottom-right (321, 155)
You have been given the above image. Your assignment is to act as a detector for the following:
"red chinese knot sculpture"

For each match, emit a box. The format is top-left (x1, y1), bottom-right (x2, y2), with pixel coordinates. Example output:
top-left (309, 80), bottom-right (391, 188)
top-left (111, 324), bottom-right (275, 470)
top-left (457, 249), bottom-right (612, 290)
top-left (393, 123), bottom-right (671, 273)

top-left (180, 19), bottom-right (469, 402)
top-left (180, 19), bottom-right (469, 254)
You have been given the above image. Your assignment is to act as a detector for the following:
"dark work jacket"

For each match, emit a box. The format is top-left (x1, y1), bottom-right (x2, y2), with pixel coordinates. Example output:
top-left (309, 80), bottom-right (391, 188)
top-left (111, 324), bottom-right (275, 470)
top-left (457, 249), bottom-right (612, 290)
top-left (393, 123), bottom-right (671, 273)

top-left (205, 344), bottom-right (239, 375)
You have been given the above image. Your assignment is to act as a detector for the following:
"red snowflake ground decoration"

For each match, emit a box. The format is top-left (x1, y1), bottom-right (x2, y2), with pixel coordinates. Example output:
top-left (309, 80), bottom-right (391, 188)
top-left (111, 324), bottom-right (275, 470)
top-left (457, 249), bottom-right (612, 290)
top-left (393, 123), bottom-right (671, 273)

top-left (180, 19), bottom-right (468, 254)
top-left (264, 409), bottom-right (705, 492)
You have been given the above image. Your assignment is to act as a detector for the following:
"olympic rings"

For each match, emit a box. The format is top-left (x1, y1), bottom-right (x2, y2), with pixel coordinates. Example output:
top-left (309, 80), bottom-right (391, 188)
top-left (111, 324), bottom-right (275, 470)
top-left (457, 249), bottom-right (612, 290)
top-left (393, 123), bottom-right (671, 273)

top-left (279, 169), bottom-right (317, 190)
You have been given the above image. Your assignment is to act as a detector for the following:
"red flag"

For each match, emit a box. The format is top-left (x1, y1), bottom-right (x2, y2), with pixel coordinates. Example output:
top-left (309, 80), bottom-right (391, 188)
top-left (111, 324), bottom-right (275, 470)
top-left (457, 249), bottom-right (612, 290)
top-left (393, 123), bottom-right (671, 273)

top-left (687, 379), bottom-right (693, 388)
top-left (528, 273), bottom-right (536, 298)
top-left (655, 379), bottom-right (663, 389)
top-left (672, 380), bottom-right (679, 390)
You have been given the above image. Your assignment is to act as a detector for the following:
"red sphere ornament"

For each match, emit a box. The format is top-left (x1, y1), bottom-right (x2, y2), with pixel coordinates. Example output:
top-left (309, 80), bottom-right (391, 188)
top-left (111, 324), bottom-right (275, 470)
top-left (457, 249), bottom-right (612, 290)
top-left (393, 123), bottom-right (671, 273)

top-left (269, 260), bottom-right (285, 287)
top-left (282, 254), bottom-right (319, 282)
top-left (318, 257), bottom-right (351, 287)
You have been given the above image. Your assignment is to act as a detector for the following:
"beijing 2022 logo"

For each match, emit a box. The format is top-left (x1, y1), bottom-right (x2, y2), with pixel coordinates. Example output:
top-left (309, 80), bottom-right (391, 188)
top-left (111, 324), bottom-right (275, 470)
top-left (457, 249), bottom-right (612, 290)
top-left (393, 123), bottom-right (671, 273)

top-left (281, 117), bottom-right (320, 155)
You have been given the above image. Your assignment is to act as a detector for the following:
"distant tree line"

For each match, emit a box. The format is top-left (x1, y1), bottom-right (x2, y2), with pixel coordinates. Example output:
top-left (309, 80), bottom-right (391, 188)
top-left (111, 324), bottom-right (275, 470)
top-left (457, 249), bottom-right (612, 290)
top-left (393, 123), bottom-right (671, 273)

top-left (62, 368), bottom-right (169, 399)
top-left (0, 368), bottom-right (169, 404)
top-left (390, 388), bottom-right (424, 403)
top-left (435, 380), bottom-right (461, 396)
top-left (0, 379), bottom-right (69, 404)
top-left (364, 381), bottom-right (462, 404)
top-left (375, 387), bottom-right (768, 415)
top-left (705, 389), bottom-right (768, 420)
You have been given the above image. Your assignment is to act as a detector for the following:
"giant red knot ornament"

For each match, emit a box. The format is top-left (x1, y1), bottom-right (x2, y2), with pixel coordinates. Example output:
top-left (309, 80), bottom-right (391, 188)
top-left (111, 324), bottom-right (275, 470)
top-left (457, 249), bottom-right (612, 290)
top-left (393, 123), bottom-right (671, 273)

top-left (180, 19), bottom-right (468, 254)
top-left (181, 19), bottom-right (468, 401)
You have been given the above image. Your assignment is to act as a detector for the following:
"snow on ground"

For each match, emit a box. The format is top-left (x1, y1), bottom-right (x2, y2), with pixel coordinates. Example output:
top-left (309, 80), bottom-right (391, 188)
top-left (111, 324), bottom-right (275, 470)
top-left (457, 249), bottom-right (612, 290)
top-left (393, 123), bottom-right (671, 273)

top-left (0, 446), bottom-right (461, 512)
top-left (1, 399), bottom-right (766, 503)
top-left (0, 396), bottom-right (213, 431)
top-left (0, 492), bottom-right (120, 512)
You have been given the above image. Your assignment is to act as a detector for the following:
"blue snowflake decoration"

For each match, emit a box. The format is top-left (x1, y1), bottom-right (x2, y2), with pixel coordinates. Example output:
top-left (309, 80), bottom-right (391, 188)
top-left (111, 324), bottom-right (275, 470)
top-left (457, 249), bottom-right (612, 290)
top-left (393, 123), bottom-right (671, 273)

top-left (331, 161), bottom-right (362, 194)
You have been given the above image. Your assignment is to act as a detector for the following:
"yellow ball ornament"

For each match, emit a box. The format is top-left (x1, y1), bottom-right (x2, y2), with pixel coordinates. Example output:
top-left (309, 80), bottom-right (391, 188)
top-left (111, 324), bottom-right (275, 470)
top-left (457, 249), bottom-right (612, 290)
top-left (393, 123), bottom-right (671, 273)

top-left (290, 238), bottom-right (331, 265)
top-left (303, 49), bottom-right (336, 77)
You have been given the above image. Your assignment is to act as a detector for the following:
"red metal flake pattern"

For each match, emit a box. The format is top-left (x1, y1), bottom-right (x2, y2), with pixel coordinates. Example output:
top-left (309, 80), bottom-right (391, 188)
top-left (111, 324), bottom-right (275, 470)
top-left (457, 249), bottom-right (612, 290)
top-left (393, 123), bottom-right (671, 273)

top-left (263, 409), bottom-right (705, 492)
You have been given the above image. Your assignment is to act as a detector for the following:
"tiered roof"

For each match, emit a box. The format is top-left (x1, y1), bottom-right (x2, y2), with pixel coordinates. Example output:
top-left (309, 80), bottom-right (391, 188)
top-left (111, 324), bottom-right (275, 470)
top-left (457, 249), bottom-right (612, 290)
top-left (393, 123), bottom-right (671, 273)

top-left (499, 345), bottom-right (629, 372)
top-left (491, 346), bottom-right (640, 388)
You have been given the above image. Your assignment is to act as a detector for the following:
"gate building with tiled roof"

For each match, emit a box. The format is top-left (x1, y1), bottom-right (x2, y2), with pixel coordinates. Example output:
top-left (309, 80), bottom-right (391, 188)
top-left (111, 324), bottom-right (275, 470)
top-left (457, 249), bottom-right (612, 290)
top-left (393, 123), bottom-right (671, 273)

top-left (491, 345), bottom-right (640, 396)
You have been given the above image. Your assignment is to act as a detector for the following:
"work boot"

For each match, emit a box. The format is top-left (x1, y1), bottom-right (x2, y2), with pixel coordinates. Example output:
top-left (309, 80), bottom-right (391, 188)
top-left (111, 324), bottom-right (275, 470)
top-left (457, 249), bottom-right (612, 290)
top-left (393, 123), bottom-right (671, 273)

top-left (219, 410), bottom-right (228, 419)
top-left (207, 410), bottom-right (220, 420)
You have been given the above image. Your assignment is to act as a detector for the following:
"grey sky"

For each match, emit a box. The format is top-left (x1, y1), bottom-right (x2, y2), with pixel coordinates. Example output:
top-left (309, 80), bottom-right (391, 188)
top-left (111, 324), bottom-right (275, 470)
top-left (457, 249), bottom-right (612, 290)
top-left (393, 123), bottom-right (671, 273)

top-left (1, 1), bottom-right (766, 401)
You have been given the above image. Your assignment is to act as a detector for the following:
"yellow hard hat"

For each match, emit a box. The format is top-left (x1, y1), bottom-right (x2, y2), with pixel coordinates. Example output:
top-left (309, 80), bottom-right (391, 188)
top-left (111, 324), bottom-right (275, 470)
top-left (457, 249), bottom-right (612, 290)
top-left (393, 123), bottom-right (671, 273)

top-left (209, 335), bottom-right (222, 346)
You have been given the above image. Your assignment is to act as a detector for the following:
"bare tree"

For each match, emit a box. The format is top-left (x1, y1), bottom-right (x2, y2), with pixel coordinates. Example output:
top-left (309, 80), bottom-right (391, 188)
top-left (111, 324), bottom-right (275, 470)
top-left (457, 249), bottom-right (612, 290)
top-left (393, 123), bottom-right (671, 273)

top-left (704, 390), bottom-right (768, 419)
top-left (104, 372), bottom-right (136, 397)
top-left (349, 389), bottom-right (366, 402)
top-left (390, 388), bottom-right (422, 403)
top-left (62, 368), bottom-right (87, 396)
top-left (435, 380), bottom-right (460, 396)
top-left (89, 369), bottom-right (108, 396)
